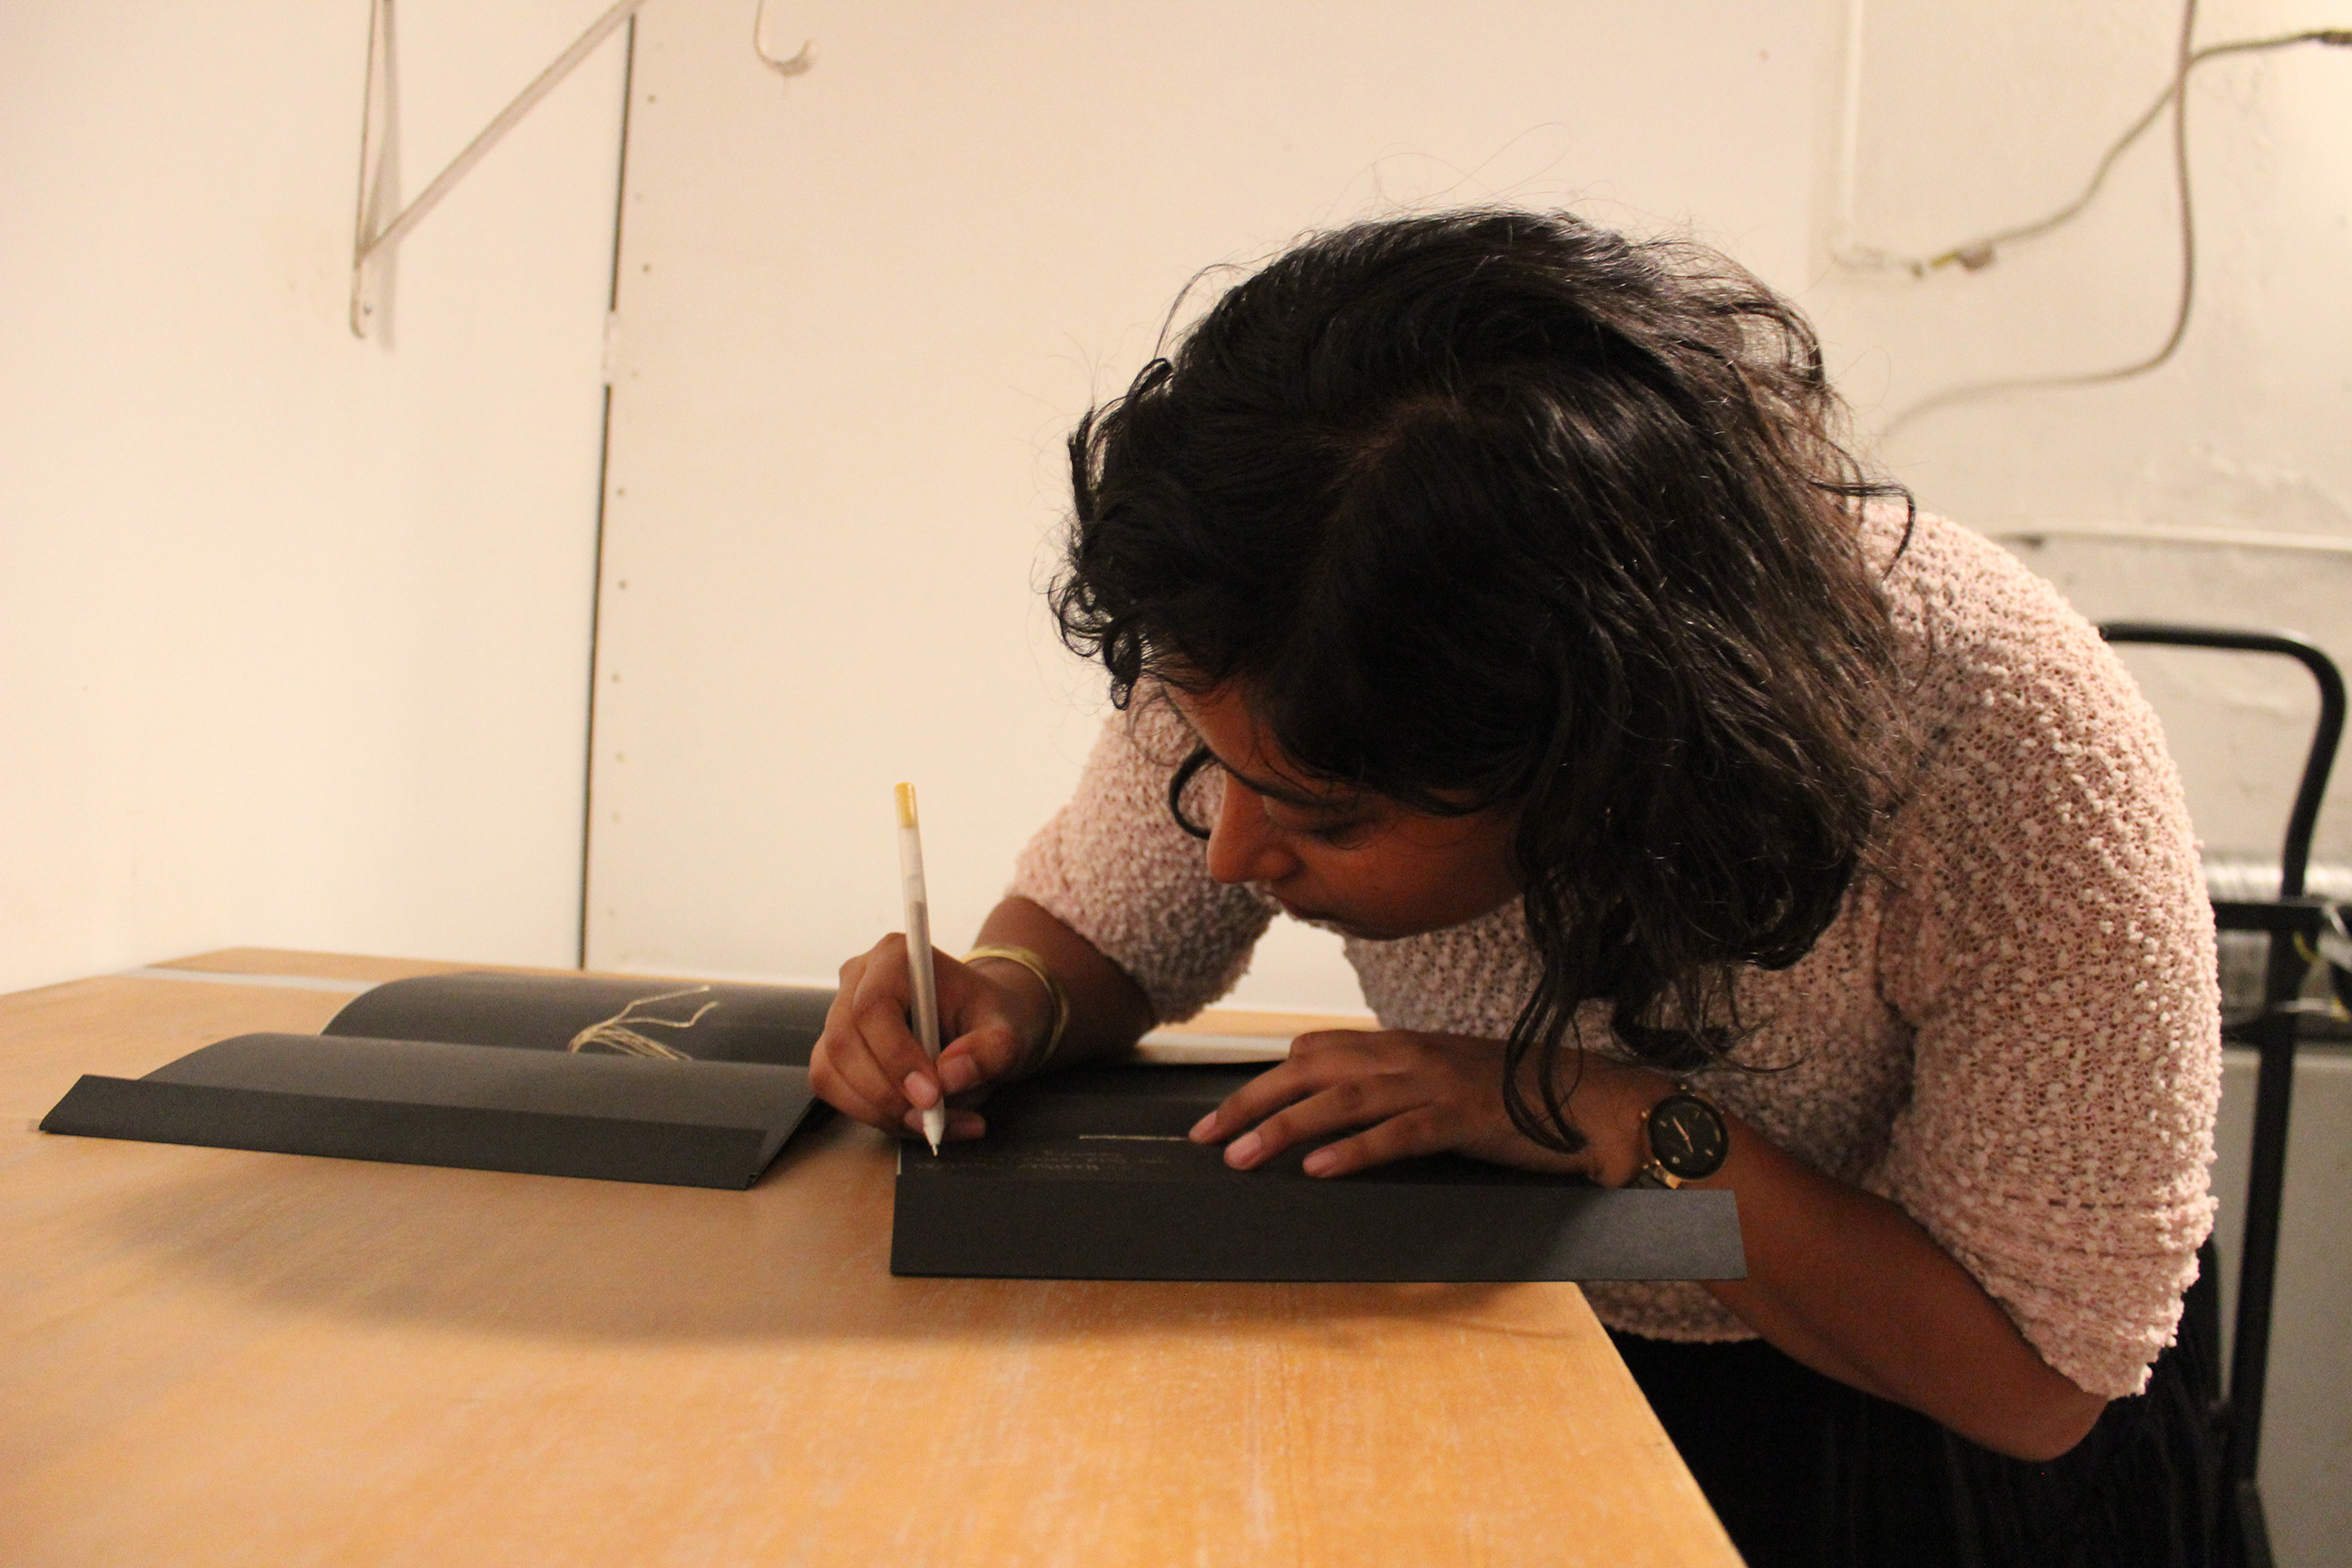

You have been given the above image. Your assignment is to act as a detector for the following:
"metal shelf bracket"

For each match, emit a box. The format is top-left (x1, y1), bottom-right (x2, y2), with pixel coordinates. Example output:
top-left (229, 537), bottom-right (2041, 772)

top-left (350, 0), bottom-right (651, 339)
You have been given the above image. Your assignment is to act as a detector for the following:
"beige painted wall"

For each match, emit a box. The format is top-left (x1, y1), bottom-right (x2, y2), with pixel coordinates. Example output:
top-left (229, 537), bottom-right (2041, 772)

top-left (1807, 0), bottom-right (2352, 867)
top-left (591, 0), bottom-right (2352, 994)
top-left (587, 0), bottom-right (1831, 1005)
top-left (0, 1), bottom-right (627, 994)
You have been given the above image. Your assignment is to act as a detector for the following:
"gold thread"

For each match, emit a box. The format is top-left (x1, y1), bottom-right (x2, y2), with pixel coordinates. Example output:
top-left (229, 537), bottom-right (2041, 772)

top-left (567, 985), bottom-right (718, 1060)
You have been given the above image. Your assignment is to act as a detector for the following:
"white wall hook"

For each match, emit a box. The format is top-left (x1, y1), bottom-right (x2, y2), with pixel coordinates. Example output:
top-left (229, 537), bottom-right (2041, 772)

top-left (753, 0), bottom-right (815, 76)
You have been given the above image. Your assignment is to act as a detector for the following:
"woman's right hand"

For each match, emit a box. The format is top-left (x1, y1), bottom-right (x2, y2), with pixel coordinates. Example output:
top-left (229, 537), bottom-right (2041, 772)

top-left (808, 935), bottom-right (1052, 1140)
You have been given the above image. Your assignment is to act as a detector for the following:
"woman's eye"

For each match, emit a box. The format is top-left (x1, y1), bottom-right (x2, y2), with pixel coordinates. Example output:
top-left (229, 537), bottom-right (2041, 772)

top-left (1261, 798), bottom-right (1374, 846)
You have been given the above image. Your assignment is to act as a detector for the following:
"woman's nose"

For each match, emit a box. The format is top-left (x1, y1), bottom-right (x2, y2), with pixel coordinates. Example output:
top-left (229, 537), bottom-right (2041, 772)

top-left (1204, 774), bottom-right (1297, 886)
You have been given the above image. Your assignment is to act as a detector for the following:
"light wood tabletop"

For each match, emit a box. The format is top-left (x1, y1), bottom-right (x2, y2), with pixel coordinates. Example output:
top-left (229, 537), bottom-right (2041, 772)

top-left (1, 949), bottom-right (1740, 1568)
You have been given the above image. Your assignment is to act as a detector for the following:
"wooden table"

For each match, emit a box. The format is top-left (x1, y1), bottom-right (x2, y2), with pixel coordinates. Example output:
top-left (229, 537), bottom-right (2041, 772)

top-left (1, 950), bottom-right (1740, 1567)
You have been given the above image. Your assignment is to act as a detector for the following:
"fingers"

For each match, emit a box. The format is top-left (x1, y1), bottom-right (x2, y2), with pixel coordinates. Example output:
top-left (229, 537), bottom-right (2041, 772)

top-left (808, 936), bottom-right (1049, 1134)
top-left (1289, 1027), bottom-right (1382, 1056)
top-left (1211, 1072), bottom-right (1432, 1173)
top-left (933, 950), bottom-right (1052, 1093)
top-left (1188, 1042), bottom-right (1418, 1171)
top-left (1298, 1107), bottom-right (1456, 1177)
top-left (1188, 1059), bottom-right (1335, 1150)
top-left (934, 1018), bottom-right (1030, 1097)
top-left (1184, 1030), bottom-right (1520, 1178)
top-left (1188, 1031), bottom-right (1396, 1149)
top-left (902, 1105), bottom-right (988, 1142)
top-left (809, 934), bottom-right (953, 1132)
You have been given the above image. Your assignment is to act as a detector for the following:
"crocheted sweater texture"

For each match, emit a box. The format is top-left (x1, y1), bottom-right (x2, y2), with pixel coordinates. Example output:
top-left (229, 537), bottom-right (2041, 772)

top-left (1010, 509), bottom-right (2221, 1399)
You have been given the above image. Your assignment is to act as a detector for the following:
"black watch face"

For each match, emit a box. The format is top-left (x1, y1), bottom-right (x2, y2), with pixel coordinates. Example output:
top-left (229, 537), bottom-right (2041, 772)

top-left (1648, 1094), bottom-right (1729, 1180)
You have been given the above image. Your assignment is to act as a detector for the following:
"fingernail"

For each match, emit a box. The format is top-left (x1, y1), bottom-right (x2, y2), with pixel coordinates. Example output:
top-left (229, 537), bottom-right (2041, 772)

top-left (938, 1056), bottom-right (976, 1094)
top-left (1226, 1131), bottom-right (1262, 1168)
top-left (1303, 1148), bottom-right (1337, 1177)
top-left (1189, 1111), bottom-right (1219, 1142)
top-left (902, 1072), bottom-right (936, 1108)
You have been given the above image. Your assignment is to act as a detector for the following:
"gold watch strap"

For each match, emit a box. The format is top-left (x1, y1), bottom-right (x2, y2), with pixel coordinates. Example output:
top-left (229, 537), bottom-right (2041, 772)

top-left (963, 945), bottom-right (1070, 1073)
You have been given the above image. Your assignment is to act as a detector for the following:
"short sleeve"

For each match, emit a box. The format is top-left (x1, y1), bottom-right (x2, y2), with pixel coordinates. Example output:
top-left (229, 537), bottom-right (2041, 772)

top-left (1873, 581), bottom-right (2222, 1397)
top-left (1010, 703), bottom-right (1273, 1023)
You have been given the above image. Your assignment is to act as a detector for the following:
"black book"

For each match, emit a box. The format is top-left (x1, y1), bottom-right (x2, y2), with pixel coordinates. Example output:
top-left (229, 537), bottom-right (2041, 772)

top-left (41, 972), bottom-right (832, 1189)
top-left (892, 1063), bottom-right (1746, 1282)
top-left (50, 975), bottom-right (1744, 1279)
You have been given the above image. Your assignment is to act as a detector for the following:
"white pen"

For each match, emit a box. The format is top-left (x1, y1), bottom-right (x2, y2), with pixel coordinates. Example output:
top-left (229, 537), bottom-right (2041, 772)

top-left (895, 781), bottom-right (946, 1154)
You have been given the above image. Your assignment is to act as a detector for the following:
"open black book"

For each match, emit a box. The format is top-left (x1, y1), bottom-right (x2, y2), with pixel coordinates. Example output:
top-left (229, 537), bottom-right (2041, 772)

top-left (48, 973), bottom-right (1744, 1279)
top-left (41, 972), bottom-right (832, 1190)
top-left (893, 1063), bottom-right (1746, 1282)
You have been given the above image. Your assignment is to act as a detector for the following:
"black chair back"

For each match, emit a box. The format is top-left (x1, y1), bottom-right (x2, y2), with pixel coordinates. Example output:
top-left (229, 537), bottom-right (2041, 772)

top-left (2099, 622), bottom-right (2346, 1568)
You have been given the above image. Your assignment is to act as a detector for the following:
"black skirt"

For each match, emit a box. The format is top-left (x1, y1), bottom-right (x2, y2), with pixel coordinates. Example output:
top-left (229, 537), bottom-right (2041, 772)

top-left (1610, 1279), bottom-right (2220, 1568)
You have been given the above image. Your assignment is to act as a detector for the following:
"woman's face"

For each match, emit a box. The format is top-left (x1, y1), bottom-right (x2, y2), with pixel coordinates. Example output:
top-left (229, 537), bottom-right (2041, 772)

top-left (1167, 684), bottom-right (1522, 941)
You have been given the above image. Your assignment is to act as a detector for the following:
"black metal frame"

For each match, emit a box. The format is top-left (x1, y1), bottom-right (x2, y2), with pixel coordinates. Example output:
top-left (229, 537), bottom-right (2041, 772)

top-left (2100, 623), bottom-right (2346, 1568)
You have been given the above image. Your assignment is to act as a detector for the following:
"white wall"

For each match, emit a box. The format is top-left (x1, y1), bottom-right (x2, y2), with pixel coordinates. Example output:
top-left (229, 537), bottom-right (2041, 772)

top-left (592, 0), bottom-right (2352, 991)
top-left (0, 1), bottom-right (627, 993)
top-left (1806, 0), bottom-right (2352, 865)
top-left (588, 0), bottom-right (1831, 1006)
top-left (593, 0), bottom-right (2352, 1000)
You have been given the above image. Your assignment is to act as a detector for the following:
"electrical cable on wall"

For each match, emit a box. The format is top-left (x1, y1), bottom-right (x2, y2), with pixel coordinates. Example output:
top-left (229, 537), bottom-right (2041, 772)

top-left (1847, 17), bottom-right (2352, 280)
top-left (1838, 0), bottom-right (2352, 435)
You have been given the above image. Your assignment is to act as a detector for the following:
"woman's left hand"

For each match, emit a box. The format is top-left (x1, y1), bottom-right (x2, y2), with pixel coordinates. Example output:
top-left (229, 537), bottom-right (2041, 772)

top-left (1188, 1028), bottom-right (1665, 1181)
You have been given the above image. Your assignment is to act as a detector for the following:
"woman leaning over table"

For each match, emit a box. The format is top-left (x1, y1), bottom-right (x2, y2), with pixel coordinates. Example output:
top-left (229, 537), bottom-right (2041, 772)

top-left (808, 210), bottom-right (2222, 1568)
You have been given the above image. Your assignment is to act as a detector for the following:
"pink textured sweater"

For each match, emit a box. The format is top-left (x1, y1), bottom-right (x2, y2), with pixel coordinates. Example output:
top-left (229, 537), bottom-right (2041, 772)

top-left (1012, 509), bottom-right (2220, 1399)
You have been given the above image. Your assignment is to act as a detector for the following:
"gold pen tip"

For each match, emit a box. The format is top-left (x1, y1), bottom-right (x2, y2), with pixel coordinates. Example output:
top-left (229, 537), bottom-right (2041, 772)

top-left (895, 781), bottom-right (917, 829)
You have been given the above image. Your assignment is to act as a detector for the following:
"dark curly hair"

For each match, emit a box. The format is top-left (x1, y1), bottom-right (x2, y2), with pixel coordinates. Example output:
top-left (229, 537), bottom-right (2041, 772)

top-left (1051, 209), bottom-right (1909, 1152)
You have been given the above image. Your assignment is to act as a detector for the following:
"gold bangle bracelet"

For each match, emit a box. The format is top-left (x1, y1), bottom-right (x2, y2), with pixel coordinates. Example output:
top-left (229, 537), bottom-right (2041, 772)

top-left (963, 944), bottom-right (1071, 1072)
